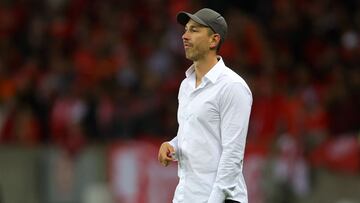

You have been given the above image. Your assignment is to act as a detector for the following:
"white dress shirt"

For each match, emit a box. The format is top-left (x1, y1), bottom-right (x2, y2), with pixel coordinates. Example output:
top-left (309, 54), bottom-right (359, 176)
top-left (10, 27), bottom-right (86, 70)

top-left (169, 57), bottom-right (252, 203)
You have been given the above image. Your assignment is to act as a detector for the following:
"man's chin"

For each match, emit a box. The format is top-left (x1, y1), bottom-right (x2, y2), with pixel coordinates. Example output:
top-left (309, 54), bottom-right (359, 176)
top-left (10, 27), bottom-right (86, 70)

top-left (185, 53), bottom-right (195, 61)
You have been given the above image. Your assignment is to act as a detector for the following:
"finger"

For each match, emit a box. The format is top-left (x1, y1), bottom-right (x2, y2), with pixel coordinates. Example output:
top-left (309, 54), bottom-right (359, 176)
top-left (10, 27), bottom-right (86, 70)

top-left (168, 145), bottom-right (175, 153)
top-left (158, 151), bottom-right (163, 162)
top-left (158, 152), bottom-right (169, 163)
top-left (158, 153), bottom-right (165, 163)
top-left (164, 156), bottom-right (173, 161)
top-left (161, 160), bottom-right (169, 167)
top-left (160, 153), bottom-right (173, 165)
top-left (159, 144), bottom-right (170, 157)
top-left (158, 145), bottom-right (168, 162)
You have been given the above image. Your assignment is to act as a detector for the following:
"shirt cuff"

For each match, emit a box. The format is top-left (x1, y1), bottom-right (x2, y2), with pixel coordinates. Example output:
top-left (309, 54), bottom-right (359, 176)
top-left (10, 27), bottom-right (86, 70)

top-left (207, 186), bottom-right (225, 203)
top-left (167, 140), bottom-right (176, 150)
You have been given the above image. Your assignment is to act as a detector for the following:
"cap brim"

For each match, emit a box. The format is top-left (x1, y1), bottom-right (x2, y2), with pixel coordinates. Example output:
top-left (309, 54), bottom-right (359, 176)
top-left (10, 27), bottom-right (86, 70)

top-left (176, 11), bottom-right (208, 27)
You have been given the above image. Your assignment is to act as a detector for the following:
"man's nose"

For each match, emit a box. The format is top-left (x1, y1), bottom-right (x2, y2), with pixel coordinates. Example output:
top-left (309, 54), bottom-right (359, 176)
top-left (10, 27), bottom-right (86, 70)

top-left (182, 31), bottom-right (189, 40)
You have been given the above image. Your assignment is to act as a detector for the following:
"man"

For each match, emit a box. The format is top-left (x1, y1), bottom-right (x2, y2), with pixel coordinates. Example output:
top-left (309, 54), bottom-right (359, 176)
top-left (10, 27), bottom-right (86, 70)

top-left (158, 8), bottom-right (252, 203)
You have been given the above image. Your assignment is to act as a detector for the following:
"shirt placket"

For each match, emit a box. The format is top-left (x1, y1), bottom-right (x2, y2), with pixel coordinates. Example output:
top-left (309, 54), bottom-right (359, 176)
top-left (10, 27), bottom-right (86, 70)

top-left (177, 83), bottom-right (194, 202)
top-left (177, 76), bottom-right (210, 202)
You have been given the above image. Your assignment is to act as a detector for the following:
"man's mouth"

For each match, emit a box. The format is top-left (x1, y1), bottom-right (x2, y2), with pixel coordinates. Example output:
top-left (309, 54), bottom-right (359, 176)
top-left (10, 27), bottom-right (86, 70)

top-left (184, 42), bottom-right (192, 49)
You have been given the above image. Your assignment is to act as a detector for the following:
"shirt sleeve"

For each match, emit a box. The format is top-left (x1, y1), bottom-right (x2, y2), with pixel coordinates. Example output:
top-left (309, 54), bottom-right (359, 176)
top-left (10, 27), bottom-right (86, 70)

top-left (208, 82), bottom-right (252, 203)
top-left (168, 136), bottom-right (178, 151)
top-left (168, 80), bottom-right (184, 157)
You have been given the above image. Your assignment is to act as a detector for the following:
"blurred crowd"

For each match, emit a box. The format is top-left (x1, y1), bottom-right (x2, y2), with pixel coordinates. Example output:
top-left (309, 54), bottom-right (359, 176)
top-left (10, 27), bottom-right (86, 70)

top-left (1, 0), bottom-right (359, 202)
top-left (0, 0), bottom-right (359, 170)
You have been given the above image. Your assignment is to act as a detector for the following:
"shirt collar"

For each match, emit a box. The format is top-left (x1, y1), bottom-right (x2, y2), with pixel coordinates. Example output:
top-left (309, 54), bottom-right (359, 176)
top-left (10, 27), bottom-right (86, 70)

top-left (185, 56), bottom-right (226, 84)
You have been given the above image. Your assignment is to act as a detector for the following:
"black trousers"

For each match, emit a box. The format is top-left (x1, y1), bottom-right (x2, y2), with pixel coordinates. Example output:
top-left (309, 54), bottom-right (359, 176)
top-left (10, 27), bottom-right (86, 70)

top-left (225, 200), bottom-right (239, 203)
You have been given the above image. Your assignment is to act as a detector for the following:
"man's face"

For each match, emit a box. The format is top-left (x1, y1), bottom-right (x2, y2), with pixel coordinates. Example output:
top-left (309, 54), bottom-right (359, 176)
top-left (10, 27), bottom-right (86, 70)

top-left (182, 19), bottom-right (214, 61)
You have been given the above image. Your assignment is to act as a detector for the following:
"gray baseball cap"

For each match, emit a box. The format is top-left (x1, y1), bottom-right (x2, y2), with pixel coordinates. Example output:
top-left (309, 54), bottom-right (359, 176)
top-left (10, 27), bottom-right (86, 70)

top-left (177, 8), bottom-right (228, 44)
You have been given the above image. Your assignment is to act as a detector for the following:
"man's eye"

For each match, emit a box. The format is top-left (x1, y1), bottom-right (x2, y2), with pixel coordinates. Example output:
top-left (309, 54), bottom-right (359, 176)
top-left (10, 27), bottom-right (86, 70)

top-left (184, 27), bottom-right (197, 33)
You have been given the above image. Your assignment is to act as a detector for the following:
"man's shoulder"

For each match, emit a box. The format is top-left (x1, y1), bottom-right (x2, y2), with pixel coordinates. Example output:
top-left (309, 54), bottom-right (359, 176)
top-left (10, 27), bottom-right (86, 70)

top-left (219, 67), bottom-right (252, 95)
top-left (220, 67), bottom-right (248, 84)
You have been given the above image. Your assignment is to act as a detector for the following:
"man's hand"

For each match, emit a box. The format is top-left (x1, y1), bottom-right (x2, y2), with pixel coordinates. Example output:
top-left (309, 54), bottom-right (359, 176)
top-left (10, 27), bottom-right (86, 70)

top-left (158, 142), bottom-right (176, 167)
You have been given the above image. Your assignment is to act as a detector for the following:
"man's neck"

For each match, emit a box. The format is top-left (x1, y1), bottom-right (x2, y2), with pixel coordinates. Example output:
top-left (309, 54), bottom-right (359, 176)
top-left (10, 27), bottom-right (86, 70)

top-left (193, 54), bottom-right (218, 87)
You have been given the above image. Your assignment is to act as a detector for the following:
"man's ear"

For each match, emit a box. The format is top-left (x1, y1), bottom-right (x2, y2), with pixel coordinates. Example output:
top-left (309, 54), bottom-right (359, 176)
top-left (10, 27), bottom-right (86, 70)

top-left (210, 34), bottom-right (221, 49)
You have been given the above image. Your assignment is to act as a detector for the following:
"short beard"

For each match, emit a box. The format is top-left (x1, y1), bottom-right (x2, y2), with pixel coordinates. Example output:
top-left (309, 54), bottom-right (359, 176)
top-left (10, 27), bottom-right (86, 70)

top-left (185, 48), bottom-right (206, 61)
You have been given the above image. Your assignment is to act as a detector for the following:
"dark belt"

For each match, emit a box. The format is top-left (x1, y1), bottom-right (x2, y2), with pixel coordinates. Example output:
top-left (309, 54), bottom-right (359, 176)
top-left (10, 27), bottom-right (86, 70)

top-left (225, 200), bottom-right (239, 203)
